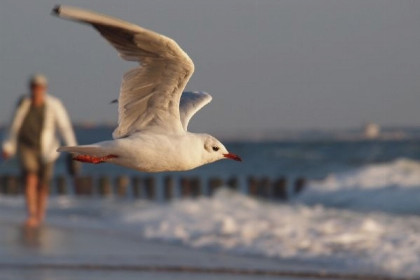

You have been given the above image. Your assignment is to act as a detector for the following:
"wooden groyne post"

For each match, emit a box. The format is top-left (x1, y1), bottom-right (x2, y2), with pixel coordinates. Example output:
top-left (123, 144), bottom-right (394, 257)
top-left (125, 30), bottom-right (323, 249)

top-left (132, 177), bottom-right (142, 198)
top-left (272, 177), bottom-right (287, 200)
top-left (55, 175), bottom-right (67, 195)
top-left (294, 177), bottom-right (306, 194)
top-left (115, 175), bottom-right (129, 198)
top-left (0, 175), bottom-right (20, 195)
top-left (208, 177), bottom-right (224, 196)
top-left (144, 177), bottom-right (156, 200)
top-left (98, 176), bottom-right (112, 196)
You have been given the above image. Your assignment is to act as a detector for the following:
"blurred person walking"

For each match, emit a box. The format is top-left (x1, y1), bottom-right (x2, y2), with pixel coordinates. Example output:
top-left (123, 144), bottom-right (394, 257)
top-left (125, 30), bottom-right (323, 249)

top-left (2, 74), bottom-right (77, 227)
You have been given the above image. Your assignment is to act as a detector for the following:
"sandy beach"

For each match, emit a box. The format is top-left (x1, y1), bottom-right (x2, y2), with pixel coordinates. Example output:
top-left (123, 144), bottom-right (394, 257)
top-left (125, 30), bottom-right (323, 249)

top-left (0, 219), bottom-right (307, 280)
top-left (0, 216), bottom-right (414, 280)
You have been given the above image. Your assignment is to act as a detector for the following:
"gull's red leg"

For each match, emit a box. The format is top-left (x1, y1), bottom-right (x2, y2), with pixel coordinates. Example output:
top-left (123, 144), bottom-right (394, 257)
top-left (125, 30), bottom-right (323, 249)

top-left (73, 154), bottom-right (118, 164)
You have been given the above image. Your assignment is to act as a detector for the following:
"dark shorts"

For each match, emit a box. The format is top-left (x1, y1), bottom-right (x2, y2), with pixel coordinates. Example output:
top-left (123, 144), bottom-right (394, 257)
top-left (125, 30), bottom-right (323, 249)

top-left (18, 144), bottom-right (54, 184)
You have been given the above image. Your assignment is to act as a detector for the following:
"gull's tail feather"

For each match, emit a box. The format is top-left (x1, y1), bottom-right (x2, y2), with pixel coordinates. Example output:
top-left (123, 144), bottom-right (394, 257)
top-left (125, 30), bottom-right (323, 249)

top-left (58, 145), bottom-right (118, 164)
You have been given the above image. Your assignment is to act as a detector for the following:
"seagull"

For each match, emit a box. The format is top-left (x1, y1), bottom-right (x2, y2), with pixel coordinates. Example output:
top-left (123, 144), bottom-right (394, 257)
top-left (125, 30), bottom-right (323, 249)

top-left (54, 6), bottom-right (241, 172)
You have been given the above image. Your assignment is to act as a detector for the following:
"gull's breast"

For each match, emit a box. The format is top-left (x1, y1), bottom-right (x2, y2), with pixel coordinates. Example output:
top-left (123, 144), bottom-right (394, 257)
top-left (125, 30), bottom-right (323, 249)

top-left (113, 133), bottom-right (202, 172)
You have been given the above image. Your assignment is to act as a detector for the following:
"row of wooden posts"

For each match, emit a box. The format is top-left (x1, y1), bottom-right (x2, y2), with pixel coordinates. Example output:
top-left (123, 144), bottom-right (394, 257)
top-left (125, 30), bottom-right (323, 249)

top-left (0, 175), bottom-right (306, 200)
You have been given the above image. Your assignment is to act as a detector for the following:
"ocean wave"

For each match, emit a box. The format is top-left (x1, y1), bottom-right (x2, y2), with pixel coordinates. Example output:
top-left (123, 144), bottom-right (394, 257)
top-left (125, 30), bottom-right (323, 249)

top-left (298, 158), bottom-right (420, 214)
top-left (116, 190), bottom-right (420, 277)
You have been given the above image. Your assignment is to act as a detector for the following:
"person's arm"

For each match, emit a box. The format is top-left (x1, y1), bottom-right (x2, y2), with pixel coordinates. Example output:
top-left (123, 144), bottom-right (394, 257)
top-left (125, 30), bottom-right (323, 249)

top-left (2, 97), bottom-right (26, 159)
top-left (54, 99), bottom-right (77, 147)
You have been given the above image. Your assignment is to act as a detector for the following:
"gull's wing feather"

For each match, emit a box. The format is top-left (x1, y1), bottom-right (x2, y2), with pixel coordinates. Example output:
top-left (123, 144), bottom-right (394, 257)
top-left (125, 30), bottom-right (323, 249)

top-left (179, 91), bottom-right (212, 130)
top-left (53, 5), bottom-right (194, 138)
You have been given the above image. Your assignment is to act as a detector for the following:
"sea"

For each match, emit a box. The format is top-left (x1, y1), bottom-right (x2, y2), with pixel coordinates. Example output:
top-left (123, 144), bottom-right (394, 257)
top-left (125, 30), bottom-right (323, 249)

top-left (1, 126), bottom-right (420, 278)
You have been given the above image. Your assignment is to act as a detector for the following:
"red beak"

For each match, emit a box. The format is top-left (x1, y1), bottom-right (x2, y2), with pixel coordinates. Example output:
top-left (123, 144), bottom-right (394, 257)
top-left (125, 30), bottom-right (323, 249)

top-left (223, 153), bottom-right (242, 162)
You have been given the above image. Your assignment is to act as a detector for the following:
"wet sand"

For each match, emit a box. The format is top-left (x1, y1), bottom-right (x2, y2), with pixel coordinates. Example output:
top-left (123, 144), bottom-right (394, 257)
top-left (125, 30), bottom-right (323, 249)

top-left (0, 220), bottom-right (406, 280)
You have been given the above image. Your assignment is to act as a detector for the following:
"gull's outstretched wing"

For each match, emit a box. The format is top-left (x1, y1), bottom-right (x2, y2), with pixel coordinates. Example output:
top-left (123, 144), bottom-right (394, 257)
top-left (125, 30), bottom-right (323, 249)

top-left (179, 91), bottom-right (212, 131)
top-left (53, 5), bottom-right (194, 138)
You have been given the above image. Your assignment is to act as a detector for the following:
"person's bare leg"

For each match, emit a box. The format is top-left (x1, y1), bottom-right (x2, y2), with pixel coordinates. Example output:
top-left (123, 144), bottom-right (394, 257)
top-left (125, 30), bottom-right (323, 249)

top-left (36, 181), bottom-right (49, 224)
top-left (25, 173), bottom-right (39, 227)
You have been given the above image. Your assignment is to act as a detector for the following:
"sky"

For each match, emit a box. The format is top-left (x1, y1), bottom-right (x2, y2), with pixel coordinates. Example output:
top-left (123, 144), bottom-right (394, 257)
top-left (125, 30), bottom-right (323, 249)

top-left (1, 0), bottom-right (420, 137)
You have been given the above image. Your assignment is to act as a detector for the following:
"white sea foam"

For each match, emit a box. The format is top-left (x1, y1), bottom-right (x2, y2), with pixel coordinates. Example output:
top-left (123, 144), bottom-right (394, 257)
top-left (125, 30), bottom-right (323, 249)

top-left (111, 189), bottom-right (420, 277)
top-left (310, 158), bottom-right (420, 190)
top-left (298, 158), bottom-right (420, 214)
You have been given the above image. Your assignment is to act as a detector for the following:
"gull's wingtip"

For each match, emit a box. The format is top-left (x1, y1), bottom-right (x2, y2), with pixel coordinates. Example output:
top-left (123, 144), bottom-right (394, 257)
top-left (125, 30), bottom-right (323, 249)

top-left (52, 5), bottom-right (61, 16)
top-left (204, 91), bottom-right (213, 101)
top-left (197, 91), bottom-right (213, 102)
top-left (192, 91), bottom-right (213, 100)
top-left (51, 5), bottom-right (81, 19)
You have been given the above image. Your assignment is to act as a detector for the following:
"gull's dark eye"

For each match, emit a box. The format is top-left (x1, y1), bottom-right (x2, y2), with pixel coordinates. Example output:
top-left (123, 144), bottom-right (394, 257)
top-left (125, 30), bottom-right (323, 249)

top-left (212, 146), bottom-right (219, 152)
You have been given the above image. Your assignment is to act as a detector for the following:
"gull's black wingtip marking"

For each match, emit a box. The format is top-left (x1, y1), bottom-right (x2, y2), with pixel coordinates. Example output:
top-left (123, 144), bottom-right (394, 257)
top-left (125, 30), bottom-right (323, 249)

top-left (52, 5), bottom-right (61, 16)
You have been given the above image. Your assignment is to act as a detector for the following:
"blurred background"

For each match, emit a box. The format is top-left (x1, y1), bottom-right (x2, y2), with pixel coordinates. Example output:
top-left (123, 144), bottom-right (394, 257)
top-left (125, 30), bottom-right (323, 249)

top-left (1, 0), bottom-right (420, 279)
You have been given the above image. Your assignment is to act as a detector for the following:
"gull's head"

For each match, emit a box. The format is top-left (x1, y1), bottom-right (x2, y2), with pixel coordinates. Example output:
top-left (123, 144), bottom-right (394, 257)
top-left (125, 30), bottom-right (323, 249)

top-left (200, 134), bottom-right (242, 163)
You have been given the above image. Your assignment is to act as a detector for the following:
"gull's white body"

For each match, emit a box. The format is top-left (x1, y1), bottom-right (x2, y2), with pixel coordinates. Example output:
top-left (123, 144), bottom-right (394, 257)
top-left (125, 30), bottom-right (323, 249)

top-left (73, 132), bottom-right (216, 172)
top-left (54, 5), bottom-right (241, 172)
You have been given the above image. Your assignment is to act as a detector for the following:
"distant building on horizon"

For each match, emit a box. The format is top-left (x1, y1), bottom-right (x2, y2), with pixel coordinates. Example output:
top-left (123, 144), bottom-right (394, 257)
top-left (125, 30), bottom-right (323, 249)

top-left (363, 122), bottom-right (381, 139)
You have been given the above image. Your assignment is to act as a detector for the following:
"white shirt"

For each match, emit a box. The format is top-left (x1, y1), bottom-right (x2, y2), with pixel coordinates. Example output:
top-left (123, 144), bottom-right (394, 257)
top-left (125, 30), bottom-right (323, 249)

top-left (2, 94), bottom-right (77, 163)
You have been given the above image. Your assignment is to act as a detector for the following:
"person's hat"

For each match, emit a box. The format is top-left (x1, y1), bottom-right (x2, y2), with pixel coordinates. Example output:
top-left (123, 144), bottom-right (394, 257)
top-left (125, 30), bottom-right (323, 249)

top-left (29, 74), bottom-right (48, 87)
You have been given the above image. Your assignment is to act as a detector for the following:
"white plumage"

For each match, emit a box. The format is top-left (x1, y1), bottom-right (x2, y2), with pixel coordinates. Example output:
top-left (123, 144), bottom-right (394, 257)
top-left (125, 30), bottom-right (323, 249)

top-left (54, 5), bottom-right (241, 172)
